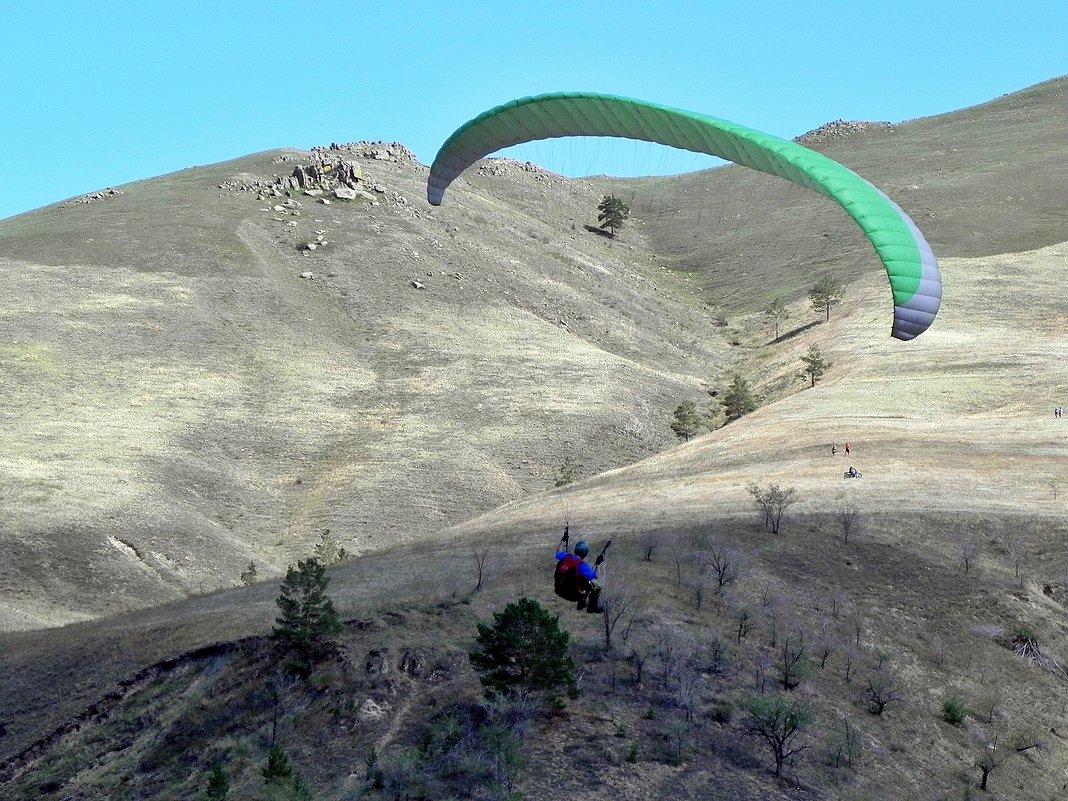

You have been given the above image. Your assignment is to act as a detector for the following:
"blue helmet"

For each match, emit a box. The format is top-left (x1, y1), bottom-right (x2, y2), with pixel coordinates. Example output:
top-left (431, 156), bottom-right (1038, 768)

top-left (573, 540), bottom-right (590, 557)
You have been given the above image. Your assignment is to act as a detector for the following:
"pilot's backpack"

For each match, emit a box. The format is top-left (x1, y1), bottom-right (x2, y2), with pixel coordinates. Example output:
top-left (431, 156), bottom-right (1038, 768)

top-left (554, 554), bottom-right (585, 602)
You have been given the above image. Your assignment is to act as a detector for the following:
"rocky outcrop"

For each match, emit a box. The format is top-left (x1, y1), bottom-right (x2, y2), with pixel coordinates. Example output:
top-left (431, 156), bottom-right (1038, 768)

top-left (795, 119), bottom-right (892, 144)
top-left (219, 143), bottom-right (418, 207)
top-left (59, 188), bottom-right (124, 208)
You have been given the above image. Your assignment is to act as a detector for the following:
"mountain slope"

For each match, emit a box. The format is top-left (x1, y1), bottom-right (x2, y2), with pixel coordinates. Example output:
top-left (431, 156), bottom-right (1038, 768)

top-left (607, 75), bottom-right (1067, 314)
top-left (0, 77), bottom-right (1066, 801)
top-left (0, 147), bottom-right (726, 630)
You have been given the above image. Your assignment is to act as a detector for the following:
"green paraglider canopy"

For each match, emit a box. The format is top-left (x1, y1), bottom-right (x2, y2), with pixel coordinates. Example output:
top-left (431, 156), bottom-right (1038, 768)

top-left (427, 92), bottom-right (941, 340)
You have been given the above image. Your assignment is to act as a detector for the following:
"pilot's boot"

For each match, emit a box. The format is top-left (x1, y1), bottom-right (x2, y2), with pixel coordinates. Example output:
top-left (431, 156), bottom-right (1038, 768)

top-left (586, 587), bottom-right (604, 614)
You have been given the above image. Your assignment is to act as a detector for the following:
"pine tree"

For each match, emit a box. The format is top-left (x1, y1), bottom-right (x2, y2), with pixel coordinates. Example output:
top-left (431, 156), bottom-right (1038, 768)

top-left (469, 598), bottom-right (578, 705)
top-left (204, 763), bottom-right (229, 800)
top-left (313, 529), bottom-right (349, 565)
top-left (809, 274), bottom-right (845, 321)
top-left (800, 345), bottom-right (832, 387)
top-left (670, 400), bottom-right (711, 441)
top-left (722, 374), bottom-right (757, 422)
top-left (262, 745), bottom-right (294, 785)
top-left (597, 195), bottom-right (629, 236)
top-left (273, 558), bottom-right (342, 674)
top-left (764, 297), bottom-right (790, 341)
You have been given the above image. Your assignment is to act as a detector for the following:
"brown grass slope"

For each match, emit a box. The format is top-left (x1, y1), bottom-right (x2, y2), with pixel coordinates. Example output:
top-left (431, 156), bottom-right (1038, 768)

top-left (605, 75), bottom-right (1067, 314)
top-left (0, 147), bottom-right (728, 630)
top-left (0, 78), bottom-right (1066, 800)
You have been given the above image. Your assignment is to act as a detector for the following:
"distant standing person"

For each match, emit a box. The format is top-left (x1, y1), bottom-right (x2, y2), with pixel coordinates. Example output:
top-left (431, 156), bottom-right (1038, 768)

top-left (845, 442), bottom-right (851, 455)
top-left (831, 443), bottom-right (838, 456)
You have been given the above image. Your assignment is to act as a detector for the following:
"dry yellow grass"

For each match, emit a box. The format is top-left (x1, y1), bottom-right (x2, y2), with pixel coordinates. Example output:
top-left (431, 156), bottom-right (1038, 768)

top-left (451, 241), bottom-right (1067, 546)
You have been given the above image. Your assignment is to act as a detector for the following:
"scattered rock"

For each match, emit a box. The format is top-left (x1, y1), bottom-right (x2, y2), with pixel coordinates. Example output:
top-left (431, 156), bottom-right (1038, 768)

top-left (300, 271), bottom-right (314, 279)
top-left (366, 649), bottom-right (389, 675)
top-left (60, 188), bottom-right (124, 208)
top-left (358, 698), bottom-right (389, 720)
top-left (410, 279), bottom-right (424, 290)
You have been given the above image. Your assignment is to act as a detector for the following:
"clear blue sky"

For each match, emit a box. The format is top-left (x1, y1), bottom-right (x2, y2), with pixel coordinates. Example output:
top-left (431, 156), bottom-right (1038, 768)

top-left (2, 1), bottom-right (1065, 220)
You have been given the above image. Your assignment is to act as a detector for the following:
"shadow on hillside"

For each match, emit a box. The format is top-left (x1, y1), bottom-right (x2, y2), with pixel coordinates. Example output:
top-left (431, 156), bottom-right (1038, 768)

top-left (773, 320), bottom-right (822, 343)
top-left (583, 224), bottom-right (615, 239)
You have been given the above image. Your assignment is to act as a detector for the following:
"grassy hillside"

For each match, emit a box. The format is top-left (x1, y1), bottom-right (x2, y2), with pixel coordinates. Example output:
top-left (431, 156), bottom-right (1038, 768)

top-left (0, 79), bottom-right (1066, 800)
top-left (0, 147), bottom-right (728, 629)
top-left (605, 75), bottom-right (1067, 315)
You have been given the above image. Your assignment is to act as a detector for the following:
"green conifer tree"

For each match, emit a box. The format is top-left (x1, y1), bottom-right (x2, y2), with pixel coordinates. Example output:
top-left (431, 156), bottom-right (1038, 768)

top-left (273, 558), bottom-right (343, 674)
top-left (809, 274), bottom-right (845, 321)
top-left (800, 345), bottom-right (832, 388)
top-left (204, 763), bottom-right (229, 800)
top-left (671, 400), bottom-right (711, 441)
top-left (469, 598), bottom-right (578, 706)
top-left (597, 195), bottom-right (630, 236)
top-left (722, 374), bottom-right (757, 422)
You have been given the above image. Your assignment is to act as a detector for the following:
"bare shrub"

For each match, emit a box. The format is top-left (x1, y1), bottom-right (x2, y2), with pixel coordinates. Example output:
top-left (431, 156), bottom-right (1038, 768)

top-left (960, 536), bottom-right (982, 574)
top-left (703, 629), bottom-right (734, 676)
top-left (639, 529), bottom-right (665, 561)
top-left (778, 622), bottom-right (811, 690)
top-left (694, 539), bottom-right (746, 593)
top-left (746, 482), bottom-right (799, 534)
top-left (817, 619), bottom-right (837, 669)
top-left (599, 577), bottom-right (634, 651)
top-left (1001, 534), bottom-right (1024, 586)
top-left (655, 627), bottom-right (696, 691)
top-left (687, 564), bottom-right (712, 611)
top-left (735, 606), bottom-right (756, 643)
top-left (472, 546), bottom-right (491, 593)
top-left (865, 669), bottom-right (904, 715)
top-left (835, 504), bottom-right (862, 544)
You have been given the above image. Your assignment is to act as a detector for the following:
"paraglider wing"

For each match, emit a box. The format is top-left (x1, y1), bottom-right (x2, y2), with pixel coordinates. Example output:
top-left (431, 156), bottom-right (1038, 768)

top-left (427, 92), bottom-right (941, 340)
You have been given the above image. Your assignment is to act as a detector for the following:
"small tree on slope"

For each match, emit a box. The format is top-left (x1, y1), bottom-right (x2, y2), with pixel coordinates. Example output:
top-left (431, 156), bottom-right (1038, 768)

top-left (597, 194), bottom-right (629, 236)
top-left (273, 558), bottom-right (343, 675)
top-left (469, 597), bottom-right (578, 707)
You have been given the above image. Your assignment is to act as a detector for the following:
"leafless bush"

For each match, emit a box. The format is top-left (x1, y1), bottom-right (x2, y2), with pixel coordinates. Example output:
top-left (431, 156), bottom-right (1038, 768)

top-left (736, 606), bottom-right (756, 643)
top-left (687, 564), bottom-right (712, 611)
top-left (674, 666), bottom-right (703, 722)
top-left (694, 539), bottom-right (746, 593)
top-left (639, 529), bottom-right (666, 561)
top-left (835, 504), bottom-right (863, 544)
top-left (668, 539), bottom-right (686, 586)
top-left (599, 577), bottom-right (634, 651)
top-left (865, 669), bottom-right (904, 715)
top-left (472, 546), bottom-right (492, 593)
top-left (817, 619), bottom-right (837, 669)
top-left (831, 591), bottom-right (849, 620)
top-left (746, 482), bottom-right (799, 534)
top-left (841, 647), bottom-right (858, 683)
top-left (960, 536), bottom-right (982, 574)
top-left (655, 627), bottom-right (696, 691)
top-left (627, 632), bottom-right (655, 688)
top-left (703, 629), bottom-right (734, 676)
top-left (1002, 534), bottom-right (1024, 586)
top-left (779, 622), bottom-right (810, 690)
top-left (850, 602), bottom-right (867, 646)
top-left (929, 635), bottom-right (949, 666)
